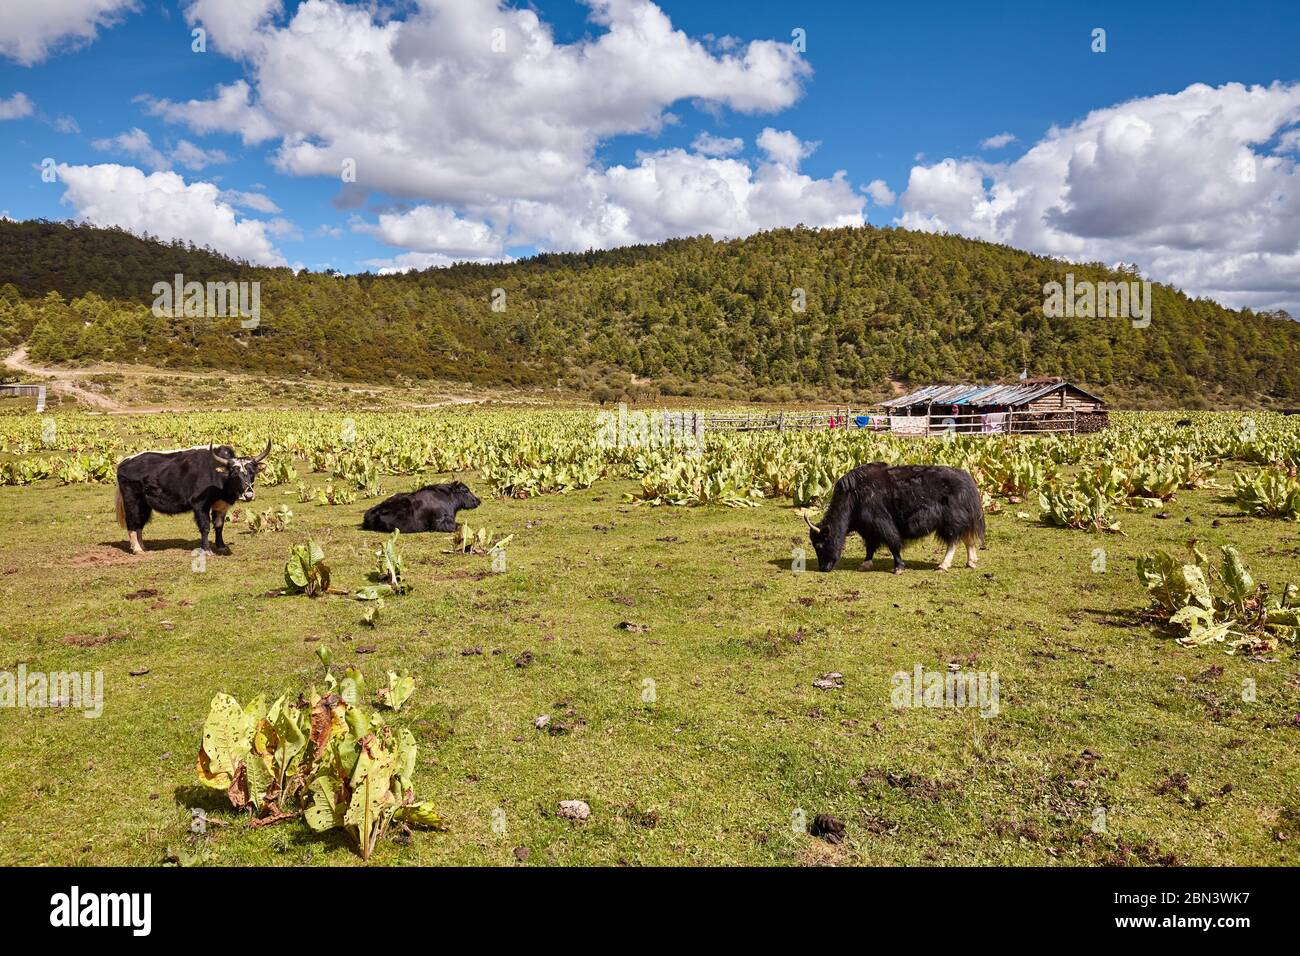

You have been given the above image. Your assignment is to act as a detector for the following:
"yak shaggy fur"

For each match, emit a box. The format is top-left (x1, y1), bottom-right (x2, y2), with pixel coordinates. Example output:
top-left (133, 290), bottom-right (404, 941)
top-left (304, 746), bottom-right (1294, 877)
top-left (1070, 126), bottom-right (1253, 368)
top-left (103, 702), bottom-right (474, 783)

top-left (361, 481), bottom-right (481, 533)
top-left (806, 462), bottom-right (985, 573)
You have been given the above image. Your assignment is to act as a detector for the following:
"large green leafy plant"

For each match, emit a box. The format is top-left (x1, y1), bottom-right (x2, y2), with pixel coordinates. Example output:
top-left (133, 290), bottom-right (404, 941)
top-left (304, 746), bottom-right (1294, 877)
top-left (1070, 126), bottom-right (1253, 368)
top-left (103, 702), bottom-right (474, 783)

top-left (195, 649), bottom-right (445, 860)
top-left (446, 522), bottom-right (514, 555)
top-left (1038, 478), bottom-right (1122, 532)
top-left (1137, 544), bottom-right (1299, 656)
top-left (284, 539), bottom-right (331, 595)
top-left (373, 529), bottom-right (409, 591)
top-left (1232, 468), bottom-right (1300, 520)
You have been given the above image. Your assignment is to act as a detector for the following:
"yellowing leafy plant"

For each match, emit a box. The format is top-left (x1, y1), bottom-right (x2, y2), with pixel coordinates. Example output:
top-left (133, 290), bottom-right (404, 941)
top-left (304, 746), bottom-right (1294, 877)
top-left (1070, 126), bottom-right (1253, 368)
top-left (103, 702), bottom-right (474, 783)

top-left (195, 653), bottom-right (445, 860)
top-left (1232, 468), bottom-right (1300, 520)
top-left (245, 504), bottom-right (293, 533)
top-left (446, 522), bottom-right (513, 555)
top-left (1038, 480), bottom-right (1122, 532)
top-left (1137, 544), bottom-right (1299, 655)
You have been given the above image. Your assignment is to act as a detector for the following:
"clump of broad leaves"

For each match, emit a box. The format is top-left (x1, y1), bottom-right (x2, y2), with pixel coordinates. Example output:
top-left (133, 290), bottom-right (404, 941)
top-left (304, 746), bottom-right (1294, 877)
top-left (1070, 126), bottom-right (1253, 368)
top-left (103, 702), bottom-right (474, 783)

top-left (1137, 543), bottom-right (1300, 656)
top-left (366, 529), bottom-right (409, 593)
top-left (195, 647), bottom-right (443, 860)
top-left (1232, 467), bottom-right (1300, 520)
top-left (258, 457), bottom-right (298, 486)
top-left (446, 522), bottom-right (513, 555)
top-left (245, 504), bottom-right (293, 533)
top-left (297, 480), bottom-right (357, 505)
top-left (1038, 477), bottom-right (1123, 532)
top-left (354, 530), bottom-right (411, 627)
top-left (284, 539), bottom-right (331, 595)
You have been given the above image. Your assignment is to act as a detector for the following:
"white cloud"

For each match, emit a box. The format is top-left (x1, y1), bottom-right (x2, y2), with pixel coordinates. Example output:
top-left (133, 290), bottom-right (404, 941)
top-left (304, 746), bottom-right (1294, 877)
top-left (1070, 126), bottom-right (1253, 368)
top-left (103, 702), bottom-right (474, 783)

top-left (691, 131), bottom-right (744, 157)
top-left (156, 0), bottom-right (809, 208)
top-left (184, 0), bottom-right (282, 58)
top-left (265, 217), bottom-right (301, 241)
top-left (865, 179), bottom-right (895, 206)
top-left (147, 0), bottom-right (860, 262)
top-left (53, 115), bottom-right (80, 133)
top-left (140, 80), bottom-right (277, 145)
top-left (221, 189), bottom-right (280, 214)
top-left (92, 127), bottom-right (230, 172)
top-left (0, 0), bottom-right (138, 65)
top-left (92, 128), bottom-right (168, 170)
top-left (363, 250), bottom-right (510, 274)
top-left (501, 145), bottom-right (863, 252)
top-left (756, 127), bottom-right (817, 168)
top-left (56, 163), bottom-right (286, 266)
top-left (898, 82), bottom-right (1300, 314)
top-left (980, 132), bottom-right (1017, 149)
top-left (356, 205), bottom-right (505, 259)
top-left (173, 139), bottom-right (230, 171)
top-left (0, 92), bottom-right (34, 120)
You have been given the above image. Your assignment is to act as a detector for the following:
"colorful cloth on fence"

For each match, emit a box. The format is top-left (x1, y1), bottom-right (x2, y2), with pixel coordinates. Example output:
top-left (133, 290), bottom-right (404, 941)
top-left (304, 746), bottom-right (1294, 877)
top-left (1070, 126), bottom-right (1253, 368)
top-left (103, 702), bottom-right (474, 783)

top-left (982, 412), bottom-right (1007, 434)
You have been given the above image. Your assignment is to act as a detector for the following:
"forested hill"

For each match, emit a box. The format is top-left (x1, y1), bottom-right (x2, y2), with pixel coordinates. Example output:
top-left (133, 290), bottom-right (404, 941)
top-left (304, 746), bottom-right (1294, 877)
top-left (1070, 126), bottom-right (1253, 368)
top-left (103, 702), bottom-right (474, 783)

top-left (2, 218), bottom-right (1298, 407)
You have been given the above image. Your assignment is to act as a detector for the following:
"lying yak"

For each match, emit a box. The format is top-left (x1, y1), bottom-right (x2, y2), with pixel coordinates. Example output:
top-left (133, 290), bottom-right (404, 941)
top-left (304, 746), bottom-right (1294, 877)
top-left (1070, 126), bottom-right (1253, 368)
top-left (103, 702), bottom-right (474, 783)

top-left (115, 441), bottom-right (271, 555)
top-left (803, 462), bottom-right (984, 574)
top-left (361, 481), bottom-right (481, 533)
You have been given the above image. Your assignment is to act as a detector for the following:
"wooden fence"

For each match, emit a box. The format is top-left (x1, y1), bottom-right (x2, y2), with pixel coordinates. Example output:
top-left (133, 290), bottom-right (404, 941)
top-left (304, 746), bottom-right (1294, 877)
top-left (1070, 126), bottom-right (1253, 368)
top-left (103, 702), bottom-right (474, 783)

top-left (694, 407), bottom-right (1091, 436)
top-left (0, 384), bottom-right (46, 412)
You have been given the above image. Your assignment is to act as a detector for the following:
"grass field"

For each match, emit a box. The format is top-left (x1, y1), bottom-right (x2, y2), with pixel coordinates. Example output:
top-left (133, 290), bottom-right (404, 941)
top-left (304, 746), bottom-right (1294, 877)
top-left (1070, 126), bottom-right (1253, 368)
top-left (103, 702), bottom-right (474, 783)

top-left (1, 416), bottom-right (1298, 866)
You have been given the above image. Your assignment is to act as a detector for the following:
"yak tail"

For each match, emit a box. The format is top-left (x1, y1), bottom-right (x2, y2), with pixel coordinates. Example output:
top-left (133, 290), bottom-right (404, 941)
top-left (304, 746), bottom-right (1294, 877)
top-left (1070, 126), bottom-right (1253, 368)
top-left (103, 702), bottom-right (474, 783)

top-left (114, 488), bottom-right (126, 529)
top-left (964, 510), bottom-right (987, 548)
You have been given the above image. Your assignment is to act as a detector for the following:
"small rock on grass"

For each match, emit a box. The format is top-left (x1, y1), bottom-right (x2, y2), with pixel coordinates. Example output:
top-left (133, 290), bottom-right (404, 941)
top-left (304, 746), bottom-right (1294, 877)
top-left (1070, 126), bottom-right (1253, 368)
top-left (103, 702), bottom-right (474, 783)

top-left (534, 714), bottom-right (551, 730)
top-left (513, 845), bottom-right (530, 861)
top-left (812, 672), bottom-right (844, 690)
top-left (557, 800), bottom-right (590, 821)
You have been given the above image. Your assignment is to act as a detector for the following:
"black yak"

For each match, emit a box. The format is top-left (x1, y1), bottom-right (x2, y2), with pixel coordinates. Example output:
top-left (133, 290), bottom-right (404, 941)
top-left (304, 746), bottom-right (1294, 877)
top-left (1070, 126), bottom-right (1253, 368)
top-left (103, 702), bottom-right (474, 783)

top-left (803, 462), bottom-right (984, 574)
top-left (115, 441), bottom-right (271, 555)
top-left (361, 481), bottom-right (481, 533)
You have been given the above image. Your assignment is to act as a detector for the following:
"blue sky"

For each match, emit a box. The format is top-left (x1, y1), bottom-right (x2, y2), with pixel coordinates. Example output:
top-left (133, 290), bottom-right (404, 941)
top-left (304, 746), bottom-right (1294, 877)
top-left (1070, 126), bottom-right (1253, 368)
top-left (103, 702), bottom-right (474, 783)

top-left (1, 0), bottom-right (1298, 311)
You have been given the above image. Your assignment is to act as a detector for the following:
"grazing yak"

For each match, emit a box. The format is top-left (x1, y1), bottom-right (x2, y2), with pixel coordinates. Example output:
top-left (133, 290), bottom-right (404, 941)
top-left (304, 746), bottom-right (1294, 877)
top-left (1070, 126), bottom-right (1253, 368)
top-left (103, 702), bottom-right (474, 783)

top-left (361, 481), bottom-right (481, 533)
top-left (115, 441), bottom-right (271, 555)
top-left (803, 462), bottom-right (984, 574)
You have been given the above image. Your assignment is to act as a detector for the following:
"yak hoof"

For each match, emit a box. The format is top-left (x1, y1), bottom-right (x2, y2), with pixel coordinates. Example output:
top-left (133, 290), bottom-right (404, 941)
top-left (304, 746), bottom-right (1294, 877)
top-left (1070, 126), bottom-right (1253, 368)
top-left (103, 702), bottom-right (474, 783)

top-left (892, 565), bottom-right (905, 575)
top-left (858, 560), bottom-right (873, 571)
top-left (129, 545), bottom-right (145, 555)
top-left (936, 565), bottom-right (950, 573)
top-left (215, 545), bottom-right (232, 556)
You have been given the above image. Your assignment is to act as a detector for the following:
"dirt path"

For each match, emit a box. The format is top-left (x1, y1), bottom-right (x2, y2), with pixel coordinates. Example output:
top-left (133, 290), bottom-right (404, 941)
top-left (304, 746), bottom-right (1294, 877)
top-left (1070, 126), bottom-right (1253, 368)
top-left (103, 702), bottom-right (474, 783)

top-left (4, 346), bottom-right (125, 411)
top-left (5, 346), bottom-right (497, 413)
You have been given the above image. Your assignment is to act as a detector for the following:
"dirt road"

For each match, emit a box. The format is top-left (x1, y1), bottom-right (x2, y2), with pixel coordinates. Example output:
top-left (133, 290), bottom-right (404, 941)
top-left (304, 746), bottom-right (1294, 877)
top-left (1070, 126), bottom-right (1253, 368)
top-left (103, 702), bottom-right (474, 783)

top-left (4, 347), bottom-right (124, 411)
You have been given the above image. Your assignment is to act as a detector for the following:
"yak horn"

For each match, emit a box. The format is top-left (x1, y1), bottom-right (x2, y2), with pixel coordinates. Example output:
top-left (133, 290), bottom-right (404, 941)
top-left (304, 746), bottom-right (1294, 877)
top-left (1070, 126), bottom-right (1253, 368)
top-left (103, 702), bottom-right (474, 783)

top-left (252, 438), bottom-right (272, 463)
top-left (209, 442), bottom-right (235, 466)
top-left (802, 510), bottom-right (821, 533)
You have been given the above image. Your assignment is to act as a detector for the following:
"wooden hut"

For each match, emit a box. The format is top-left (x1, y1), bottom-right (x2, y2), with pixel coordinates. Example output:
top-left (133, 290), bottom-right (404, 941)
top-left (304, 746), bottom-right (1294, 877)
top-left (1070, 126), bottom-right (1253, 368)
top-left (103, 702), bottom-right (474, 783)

top-left (878, 377), bottom-right (1107, 435)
